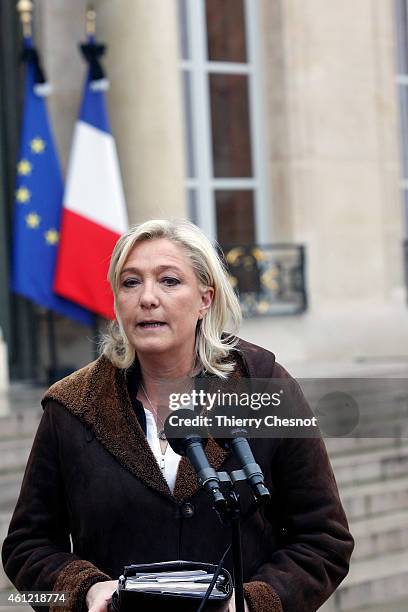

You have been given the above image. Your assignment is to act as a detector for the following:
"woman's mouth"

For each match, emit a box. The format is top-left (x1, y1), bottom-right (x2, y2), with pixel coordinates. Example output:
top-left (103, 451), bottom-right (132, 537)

top-left (137, 321), bottom-right (167, 329)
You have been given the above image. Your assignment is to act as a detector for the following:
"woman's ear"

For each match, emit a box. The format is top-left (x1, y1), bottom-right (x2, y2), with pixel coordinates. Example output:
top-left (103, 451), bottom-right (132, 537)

top-left (199, 287), bottom-right (214, 317)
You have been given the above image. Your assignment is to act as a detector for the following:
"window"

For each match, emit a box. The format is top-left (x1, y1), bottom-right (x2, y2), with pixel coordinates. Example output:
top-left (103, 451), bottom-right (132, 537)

top-left (177, 0), bottom-right (268, 247)
top-left (395, 0), bottom-right (408, 232)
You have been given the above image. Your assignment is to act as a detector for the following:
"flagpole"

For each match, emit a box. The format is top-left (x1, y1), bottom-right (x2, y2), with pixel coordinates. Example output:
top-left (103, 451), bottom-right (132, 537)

top-left (18, 0), bottom-right (59, 385)
top-left (53, 3), bottom-right (127, 321)
top-left (15, 0), bottom-right (92, 384)
top-left (18, 0), bottom-right (53, 384)
top-left (17, 0), bottom-right (33, 39)
top-left (87, 4), bottom-right (100, 361)
top-left (15, 0), bottom-right (40, 382)
top-left (46, 310), bottom-right (59, 380)
top-left (86, 5), bottom-right (96, 37)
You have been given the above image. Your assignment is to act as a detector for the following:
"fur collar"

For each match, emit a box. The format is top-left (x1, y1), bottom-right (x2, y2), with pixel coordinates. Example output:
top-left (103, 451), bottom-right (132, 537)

top-left (42, 338), bottom-right (275, 503)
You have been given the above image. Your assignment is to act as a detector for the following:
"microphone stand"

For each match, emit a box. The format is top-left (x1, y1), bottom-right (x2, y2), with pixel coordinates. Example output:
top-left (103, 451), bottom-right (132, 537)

top-left (204, 469), bottom-right (269, 612)
top-left (164, 411), bottom-right (270, 612)
top-left (227, 490), bottom-right (245, 612)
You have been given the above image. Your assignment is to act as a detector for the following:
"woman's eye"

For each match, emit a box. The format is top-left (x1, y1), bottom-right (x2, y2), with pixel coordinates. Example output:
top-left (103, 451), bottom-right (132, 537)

top-left (123, 278), bottom-right (140, 288)
top-left (161, 277), bottom-right (180, 287)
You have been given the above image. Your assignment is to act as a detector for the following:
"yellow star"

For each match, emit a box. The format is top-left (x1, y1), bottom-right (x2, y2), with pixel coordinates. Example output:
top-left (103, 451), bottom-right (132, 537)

top-left (17, 159), bottom-right (32, 176)
top-left (44, 228), bottom-right (59, 245)
top-left (15, 187), bottom-right (31, 203)
top-left (30, 137), bottom-right (46, 154)
top-left (25, 212), bottom-right (41, 229)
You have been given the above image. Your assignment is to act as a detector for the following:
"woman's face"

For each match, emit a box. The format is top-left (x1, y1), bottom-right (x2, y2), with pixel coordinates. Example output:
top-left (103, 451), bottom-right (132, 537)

top-left (116, 238), bottom-right (214, 365)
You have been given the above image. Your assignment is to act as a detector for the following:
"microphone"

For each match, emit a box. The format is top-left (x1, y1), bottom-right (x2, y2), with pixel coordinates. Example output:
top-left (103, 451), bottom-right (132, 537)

top-left (214, 420), bottom-right (270, 502)
top-left (164, 409), bottom-right (227, 512)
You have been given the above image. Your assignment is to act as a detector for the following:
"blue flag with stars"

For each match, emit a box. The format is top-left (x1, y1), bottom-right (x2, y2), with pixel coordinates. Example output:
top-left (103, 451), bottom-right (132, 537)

top-left (11, 38), bottom-right (92, 325)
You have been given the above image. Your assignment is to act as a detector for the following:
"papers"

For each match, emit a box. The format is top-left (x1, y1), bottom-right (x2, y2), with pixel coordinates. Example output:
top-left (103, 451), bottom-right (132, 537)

top-left (125, 569), bottom-right (227, 598)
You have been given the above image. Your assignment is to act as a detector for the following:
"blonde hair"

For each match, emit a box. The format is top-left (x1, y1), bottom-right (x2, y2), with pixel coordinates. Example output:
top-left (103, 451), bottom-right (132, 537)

top-left (100, 219), bottom-right (242, 378)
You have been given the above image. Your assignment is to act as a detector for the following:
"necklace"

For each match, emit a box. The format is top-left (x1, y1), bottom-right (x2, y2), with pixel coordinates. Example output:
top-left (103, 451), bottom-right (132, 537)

top-left (140, 383), bottom-right (167, 441)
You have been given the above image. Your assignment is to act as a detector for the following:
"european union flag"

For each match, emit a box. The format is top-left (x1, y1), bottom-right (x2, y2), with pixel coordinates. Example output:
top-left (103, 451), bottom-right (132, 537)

top-left (11, 37), bottom-right (92, 325)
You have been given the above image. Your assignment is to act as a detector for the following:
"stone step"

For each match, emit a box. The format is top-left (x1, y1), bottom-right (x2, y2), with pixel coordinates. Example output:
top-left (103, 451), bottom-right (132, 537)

top-left (0, 512), bottom-right (13, 591)
top-left (330, 442), bottom-right (408, 486)
top-left (340, 406), bottom-right (408, 438)
top-left (350, 509), bottom-right (408, 560)
top-left (303, 380), bottom-right (408, 426)
top-left (340, 550), bottom-right (408, 610)
top-left (0, 438), bottom-right (32, 475)
top-left (320, 550), bottom-right (408, 611)
top-left (0, 386), bottom-right (45, 420)
top-left (0, 410), bottom-right (41, 441)
top-left (351, 598), bottom-right (408, 612)
top-left (0, 510), bottom-right (12, 537)
top-left (0, 473), bottom-right (24, 513)
top-left (0, 590), bottom-right (29, 612)
top-left (339, 476), bottom-right (408, 520)
top-left (325, 436), bottom-right (403, 457)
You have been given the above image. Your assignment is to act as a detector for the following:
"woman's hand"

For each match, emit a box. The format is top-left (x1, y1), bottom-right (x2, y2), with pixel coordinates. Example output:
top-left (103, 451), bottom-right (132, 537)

top-left (85, 582), bottom-right (249, 612)
top-left (86, 580), bottom-right (117, 612)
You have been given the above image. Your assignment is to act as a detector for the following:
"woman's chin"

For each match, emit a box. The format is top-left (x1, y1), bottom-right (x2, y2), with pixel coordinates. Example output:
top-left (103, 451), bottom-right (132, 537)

top-left (133, 337), bottom-right (170, 355)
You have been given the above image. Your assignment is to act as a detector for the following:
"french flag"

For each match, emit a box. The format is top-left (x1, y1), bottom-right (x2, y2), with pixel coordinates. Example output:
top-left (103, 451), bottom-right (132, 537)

top-left (54, 37), bottom-right (128, 319)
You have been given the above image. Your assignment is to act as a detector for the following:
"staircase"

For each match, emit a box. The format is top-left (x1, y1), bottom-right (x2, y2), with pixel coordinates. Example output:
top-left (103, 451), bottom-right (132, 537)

top-left (1, 382), bottom-right (408, 611)
top-left (0, 386), bottom-right (44, 609)
top-left (320, 435), bottom-right (408, 611)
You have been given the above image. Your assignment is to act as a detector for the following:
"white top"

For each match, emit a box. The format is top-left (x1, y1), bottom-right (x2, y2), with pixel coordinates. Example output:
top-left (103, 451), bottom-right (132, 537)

top-left (144, 408), bottom-right (181, 493)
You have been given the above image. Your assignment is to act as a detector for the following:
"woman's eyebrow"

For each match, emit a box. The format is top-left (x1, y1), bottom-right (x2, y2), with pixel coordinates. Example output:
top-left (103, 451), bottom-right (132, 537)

top-left (156, 264), bottom-right (184, 274)
top-left (120, 266), bottom-right (139, 276)
top-left (120, 264), bottom-right (183, 276)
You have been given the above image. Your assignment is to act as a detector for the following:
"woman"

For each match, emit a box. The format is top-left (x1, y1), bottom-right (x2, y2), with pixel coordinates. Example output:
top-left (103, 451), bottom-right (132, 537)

top-left (2, 219), bottom-right (353, 612)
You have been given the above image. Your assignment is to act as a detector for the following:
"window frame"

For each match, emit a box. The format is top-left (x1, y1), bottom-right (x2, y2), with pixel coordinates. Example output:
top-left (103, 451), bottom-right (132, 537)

top-left (395, 0), bottom-right (408, 234)
top-left (179, 0), bottom-right (269, 244)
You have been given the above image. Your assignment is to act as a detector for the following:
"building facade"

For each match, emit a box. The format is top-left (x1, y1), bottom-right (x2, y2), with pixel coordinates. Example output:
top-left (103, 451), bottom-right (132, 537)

top-left (0, 0), bottom-right (407, 381)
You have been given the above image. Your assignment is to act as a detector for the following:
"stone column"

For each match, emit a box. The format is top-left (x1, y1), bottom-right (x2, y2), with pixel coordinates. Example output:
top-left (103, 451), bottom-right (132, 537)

top-left (246, 0), bottom-right (407, 363)
top-left (260, 0), bottom-right (403, 305)
top-left (39, 0), bottom-right (186, 225)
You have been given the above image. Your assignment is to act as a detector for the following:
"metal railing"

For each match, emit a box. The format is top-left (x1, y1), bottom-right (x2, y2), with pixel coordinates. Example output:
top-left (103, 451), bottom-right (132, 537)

top-left (221, 244), bottom-right (307, 317)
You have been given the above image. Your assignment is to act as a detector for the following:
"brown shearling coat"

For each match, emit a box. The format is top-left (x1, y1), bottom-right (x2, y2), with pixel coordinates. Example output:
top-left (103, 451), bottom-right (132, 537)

top-left (2, 337), bottom-right (354, 612)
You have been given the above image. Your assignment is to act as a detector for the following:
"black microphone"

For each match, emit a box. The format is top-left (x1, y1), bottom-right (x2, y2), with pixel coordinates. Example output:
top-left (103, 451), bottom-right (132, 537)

top-left (164, 409), bottom-right (227, 512)
top-left (215, 422), bottom-right (270, 502)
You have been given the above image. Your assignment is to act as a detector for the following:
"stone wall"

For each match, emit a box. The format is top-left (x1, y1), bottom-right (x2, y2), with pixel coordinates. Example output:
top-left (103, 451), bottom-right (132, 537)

top-left (249, 0), bottom-right (408, 366)
top-left (10, 0), bottom-right (407, 374)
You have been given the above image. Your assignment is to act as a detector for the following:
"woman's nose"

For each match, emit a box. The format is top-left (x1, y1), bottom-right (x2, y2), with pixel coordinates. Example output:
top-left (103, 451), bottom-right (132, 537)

top-left (139, 281), bottom-right (159, 307)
